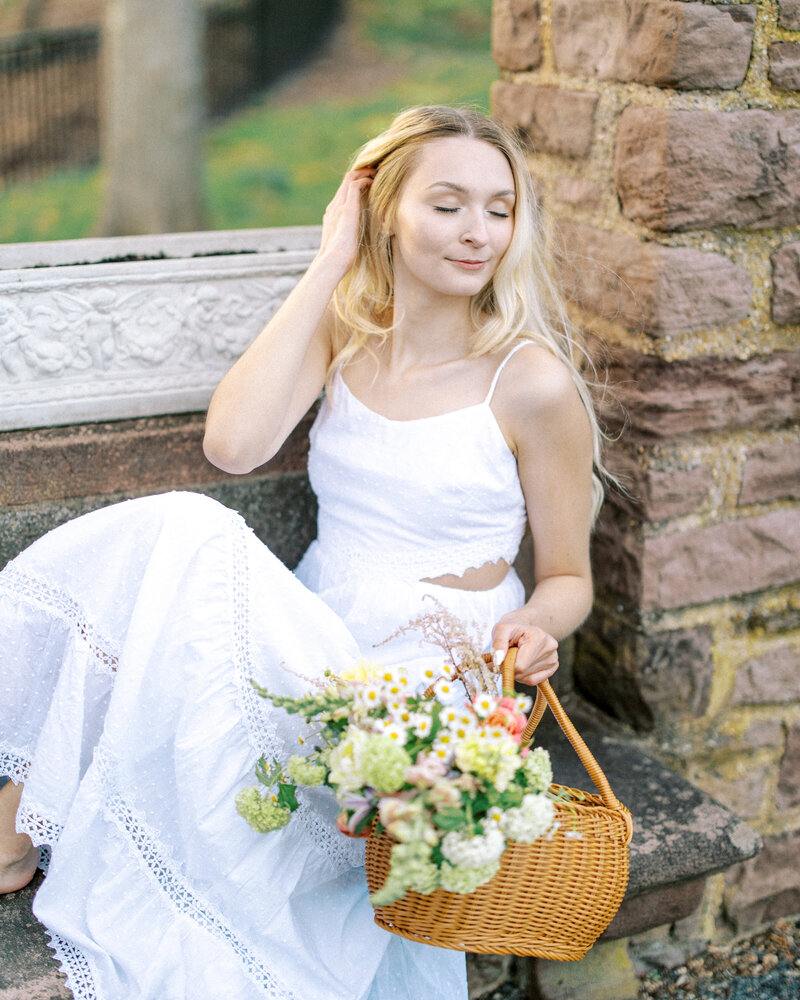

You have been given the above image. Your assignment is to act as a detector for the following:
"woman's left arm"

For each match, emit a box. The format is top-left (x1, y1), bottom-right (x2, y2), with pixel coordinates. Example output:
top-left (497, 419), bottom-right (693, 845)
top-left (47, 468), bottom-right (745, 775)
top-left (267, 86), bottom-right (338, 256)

top-left (492, 347), bottom-right (596, 686)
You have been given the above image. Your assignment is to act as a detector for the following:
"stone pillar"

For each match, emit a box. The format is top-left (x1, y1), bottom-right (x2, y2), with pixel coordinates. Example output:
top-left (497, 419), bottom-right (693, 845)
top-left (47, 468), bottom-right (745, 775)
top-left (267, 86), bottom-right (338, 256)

top-left (492, 0), bottom-right (800, 934)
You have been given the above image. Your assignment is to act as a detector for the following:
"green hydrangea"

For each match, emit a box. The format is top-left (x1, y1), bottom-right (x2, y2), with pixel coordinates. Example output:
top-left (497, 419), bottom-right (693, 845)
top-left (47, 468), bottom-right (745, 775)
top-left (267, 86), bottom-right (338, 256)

top-left (522, 747), bottom-right (553, 793)
top-left (440, 860), bottom-right (500, 894)
top-left (361, 734), bottom-right (412, 794)
top-left (286, 755), bottom-right (327, 786)
top-left (369, 841), bottom-right (439, 906)
top-left (235, 786), bottom-right (292, 833)
top-left (454, 732), bottom-right (519, 791)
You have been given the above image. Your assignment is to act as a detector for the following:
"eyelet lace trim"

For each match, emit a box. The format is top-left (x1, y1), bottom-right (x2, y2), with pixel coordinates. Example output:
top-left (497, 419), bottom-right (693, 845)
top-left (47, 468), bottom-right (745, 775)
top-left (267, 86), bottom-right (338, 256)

top-left (228, 514), bottom-right (364, 875)
top-left (95, 746), bottom-right (301, 1000)
top-left (313, 534), bottom-right (524, 583)
top-left (0, 744), bottom-right (30, 785)
top-left (0, 745), bottom-right (59, 869)
top-left (16, 801), bottom-right (64, 852)
top-left (0, 563), bottom-right (120, 674)
top-left (45, 928), bottom-right (98, 1000)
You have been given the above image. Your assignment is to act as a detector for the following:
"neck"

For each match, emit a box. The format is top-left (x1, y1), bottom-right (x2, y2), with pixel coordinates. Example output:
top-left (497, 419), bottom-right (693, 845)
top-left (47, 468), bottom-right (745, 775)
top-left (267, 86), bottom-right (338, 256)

top-left (388, 282), bottom-right (474, 370)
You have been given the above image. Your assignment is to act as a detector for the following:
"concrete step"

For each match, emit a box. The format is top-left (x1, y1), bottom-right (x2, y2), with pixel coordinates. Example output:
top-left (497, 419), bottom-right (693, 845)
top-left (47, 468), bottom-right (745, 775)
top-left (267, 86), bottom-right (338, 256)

top-left (0, 871), bottom-right (70, 1000)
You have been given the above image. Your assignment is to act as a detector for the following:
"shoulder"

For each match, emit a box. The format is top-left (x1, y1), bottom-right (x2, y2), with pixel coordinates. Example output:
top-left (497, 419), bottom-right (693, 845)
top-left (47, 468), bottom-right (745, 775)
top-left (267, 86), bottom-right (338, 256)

top-left (492, 340), bottom-right (592, 455)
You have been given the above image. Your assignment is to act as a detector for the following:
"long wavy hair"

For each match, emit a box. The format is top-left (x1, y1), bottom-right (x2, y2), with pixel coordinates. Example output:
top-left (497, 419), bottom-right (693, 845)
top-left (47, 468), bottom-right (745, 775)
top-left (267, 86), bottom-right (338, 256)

top-left (331, 105), bottom-right (607, 520)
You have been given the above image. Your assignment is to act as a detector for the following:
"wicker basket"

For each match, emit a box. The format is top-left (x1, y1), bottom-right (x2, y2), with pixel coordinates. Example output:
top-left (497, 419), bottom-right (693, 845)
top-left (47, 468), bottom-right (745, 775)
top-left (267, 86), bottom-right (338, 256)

top-left (364, 649), bottom-right (633, 960)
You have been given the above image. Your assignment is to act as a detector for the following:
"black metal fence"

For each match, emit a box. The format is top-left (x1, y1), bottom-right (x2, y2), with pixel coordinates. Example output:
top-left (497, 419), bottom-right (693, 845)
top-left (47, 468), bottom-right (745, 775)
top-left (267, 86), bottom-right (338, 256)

top-left (0, 25), bottom-right (99, 184)
top-left (0, 0), bottom-right (341, 186)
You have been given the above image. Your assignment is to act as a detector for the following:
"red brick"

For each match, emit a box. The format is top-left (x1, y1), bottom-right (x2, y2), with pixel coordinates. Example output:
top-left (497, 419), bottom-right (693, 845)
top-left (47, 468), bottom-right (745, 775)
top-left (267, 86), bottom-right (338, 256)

top-left (552, 0), bottom-right (755, 90)
top-left (777, 722), bottom-right (800, 810)
top-left (771, 242), bottom-right (800, 325)
top-left (604, 448), bottom-right (713, 521)
top-left (732, 644), bottom-right (800, 706)
top-left (739, 442), bottom-right (800, 505)
top-left (0, 408), bottom-right (315, 506)
top-left (779, 0), bottom-right (800, 30)
top-left (552, 176), bottom-right (602, 209)
top-left (560, 221), bottom-right (750, 336)
top-left (769, 42), bottom-right (800, 91)
top-left (727, 829), bottom-right (800, 930)
top-left (492, 0), bottom-right (542, 71)
top-left (614, 107), bottom-right (800, 231)
top-left (602, 347), bottom-right (800, 441)
top-left (491, 81), bottom-right (598, 158)
top-left (641, 509), bottom-right (800, 610)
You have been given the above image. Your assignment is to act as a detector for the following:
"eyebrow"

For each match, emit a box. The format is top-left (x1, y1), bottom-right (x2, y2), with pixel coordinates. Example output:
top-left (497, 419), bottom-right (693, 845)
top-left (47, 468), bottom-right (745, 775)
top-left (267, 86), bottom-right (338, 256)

top-left (427, 181), bottom-right (515, 199)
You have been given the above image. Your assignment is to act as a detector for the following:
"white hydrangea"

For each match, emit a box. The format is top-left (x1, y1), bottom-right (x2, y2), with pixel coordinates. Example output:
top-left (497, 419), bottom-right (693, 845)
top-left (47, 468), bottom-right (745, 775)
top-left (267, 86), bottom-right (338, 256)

top-left (499, 793), bottom-right (555, 844)
top-left (326, 726), bottom-right (369, 791)
top-left (441, 827), bottom-right (506, 869)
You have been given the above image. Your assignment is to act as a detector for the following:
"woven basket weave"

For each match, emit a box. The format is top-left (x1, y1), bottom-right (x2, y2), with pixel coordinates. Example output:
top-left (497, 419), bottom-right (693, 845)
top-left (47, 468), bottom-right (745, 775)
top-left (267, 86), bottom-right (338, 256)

top-left (365, 649), bottom-right (633, 960)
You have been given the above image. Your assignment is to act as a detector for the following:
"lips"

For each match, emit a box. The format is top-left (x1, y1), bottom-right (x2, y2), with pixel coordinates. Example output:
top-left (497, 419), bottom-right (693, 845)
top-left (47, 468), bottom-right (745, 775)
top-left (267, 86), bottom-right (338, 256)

top-left (448, 258), bottom-right (488, 269)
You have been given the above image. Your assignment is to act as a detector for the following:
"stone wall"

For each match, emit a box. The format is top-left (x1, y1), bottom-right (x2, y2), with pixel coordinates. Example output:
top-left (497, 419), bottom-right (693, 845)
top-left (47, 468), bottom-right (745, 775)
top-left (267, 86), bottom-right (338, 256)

top-left (492, 0), bottom-right (800, 937)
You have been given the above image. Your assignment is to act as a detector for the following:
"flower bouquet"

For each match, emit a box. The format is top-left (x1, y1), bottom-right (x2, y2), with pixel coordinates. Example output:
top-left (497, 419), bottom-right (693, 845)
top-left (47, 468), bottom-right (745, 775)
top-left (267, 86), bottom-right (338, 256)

top-left (237, 655), bottom-right (556, 906)
top-left (238, 610), bottom-right (632, 959)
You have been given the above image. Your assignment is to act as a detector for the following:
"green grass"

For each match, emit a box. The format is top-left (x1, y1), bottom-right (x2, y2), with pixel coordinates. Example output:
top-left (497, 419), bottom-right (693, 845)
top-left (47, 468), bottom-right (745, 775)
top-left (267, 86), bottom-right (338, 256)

top-left (0, 0), bottom-right (496, 243)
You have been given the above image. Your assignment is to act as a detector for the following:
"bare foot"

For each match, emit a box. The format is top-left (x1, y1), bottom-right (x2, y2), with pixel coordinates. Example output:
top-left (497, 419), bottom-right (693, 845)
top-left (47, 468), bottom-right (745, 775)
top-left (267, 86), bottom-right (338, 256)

top-left (0, 841), bottom-right (40, 894)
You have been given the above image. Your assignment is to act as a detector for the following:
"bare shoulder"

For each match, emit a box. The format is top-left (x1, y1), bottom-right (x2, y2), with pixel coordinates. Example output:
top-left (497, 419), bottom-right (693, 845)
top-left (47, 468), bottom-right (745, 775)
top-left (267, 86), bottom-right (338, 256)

top-left (493, 341), bottom-right (590, 438)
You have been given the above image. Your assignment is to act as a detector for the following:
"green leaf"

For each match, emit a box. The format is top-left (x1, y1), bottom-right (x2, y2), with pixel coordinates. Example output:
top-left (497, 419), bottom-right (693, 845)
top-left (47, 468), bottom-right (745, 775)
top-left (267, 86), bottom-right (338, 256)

top-left (353, 810), bottom-right (377, 837)
top-left (276, 782), bottom-right (299, 811)
top-left (432, 808), bottom-right (467, 831)
top-left (254, 756), bottom-right (279, 787)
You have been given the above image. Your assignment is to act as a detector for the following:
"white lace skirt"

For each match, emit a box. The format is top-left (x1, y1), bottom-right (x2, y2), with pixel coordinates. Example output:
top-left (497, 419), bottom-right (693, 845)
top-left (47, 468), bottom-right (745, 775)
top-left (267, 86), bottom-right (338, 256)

top-left (0, 492), bottom-right (523, 1000)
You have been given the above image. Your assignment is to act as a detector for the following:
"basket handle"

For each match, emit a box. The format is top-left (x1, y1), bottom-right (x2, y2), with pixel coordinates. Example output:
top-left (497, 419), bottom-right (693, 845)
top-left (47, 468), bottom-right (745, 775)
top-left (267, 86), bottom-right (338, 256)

top-left (501, 647), bottom-right (627, 816)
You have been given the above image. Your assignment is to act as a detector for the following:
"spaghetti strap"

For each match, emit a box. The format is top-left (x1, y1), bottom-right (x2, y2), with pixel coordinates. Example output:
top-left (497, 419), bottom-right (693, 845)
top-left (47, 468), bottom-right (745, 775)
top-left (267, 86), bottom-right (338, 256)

top-left (484, 341), bottom-right (533, 405)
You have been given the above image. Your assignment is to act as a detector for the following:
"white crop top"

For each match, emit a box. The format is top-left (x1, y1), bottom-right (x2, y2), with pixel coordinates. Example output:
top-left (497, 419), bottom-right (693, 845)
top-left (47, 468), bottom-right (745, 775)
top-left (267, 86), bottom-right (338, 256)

top-left (306, 342), bottom-right (530, 582)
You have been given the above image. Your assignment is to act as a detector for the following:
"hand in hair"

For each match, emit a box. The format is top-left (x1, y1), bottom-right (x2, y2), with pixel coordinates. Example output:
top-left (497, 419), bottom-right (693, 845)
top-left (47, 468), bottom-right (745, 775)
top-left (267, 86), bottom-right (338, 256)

top-left (319, 168), bottom-right (375, 276)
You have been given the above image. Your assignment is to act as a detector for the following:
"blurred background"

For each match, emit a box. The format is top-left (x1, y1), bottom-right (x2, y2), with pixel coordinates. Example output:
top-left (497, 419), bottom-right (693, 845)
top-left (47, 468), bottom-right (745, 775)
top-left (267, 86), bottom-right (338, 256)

top-left (0, 0), bottom-right (495, 242)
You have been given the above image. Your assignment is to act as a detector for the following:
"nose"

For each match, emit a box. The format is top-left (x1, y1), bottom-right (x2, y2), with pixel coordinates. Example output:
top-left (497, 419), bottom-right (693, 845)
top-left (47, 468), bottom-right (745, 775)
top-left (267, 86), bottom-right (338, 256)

top-left (460, 210), bottom-right (489, 248)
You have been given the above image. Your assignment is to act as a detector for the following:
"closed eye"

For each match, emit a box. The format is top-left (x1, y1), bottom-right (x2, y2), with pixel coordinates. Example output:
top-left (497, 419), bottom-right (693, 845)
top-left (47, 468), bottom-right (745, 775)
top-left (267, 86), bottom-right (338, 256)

top-left (434, 206), bottom-right (510, 218)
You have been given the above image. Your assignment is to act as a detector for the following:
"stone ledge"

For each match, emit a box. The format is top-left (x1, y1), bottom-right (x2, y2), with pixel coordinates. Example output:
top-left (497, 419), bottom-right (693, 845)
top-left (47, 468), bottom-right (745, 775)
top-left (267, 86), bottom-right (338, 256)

top-left (0, 406), bottom-right (316, 506)
top-left (534, 708), bottom-right (761, 916)
top-left (0, 477), bottom-right (318, 572)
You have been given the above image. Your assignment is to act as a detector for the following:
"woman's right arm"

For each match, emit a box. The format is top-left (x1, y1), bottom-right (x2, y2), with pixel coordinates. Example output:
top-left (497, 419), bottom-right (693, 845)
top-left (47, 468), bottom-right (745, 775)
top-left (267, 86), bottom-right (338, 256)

top-left (203, 169), bottom-right (373, 474)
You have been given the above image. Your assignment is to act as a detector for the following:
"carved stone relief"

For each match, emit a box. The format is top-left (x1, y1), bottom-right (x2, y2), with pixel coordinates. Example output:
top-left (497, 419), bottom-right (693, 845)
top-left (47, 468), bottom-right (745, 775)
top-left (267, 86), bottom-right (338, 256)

top-left (0, 228), bottom-right (320, 430)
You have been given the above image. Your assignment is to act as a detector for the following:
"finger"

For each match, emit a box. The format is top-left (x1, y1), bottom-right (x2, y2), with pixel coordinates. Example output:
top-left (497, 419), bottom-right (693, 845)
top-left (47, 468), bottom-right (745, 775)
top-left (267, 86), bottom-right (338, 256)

top-left (514, 647), bottom-right (559, 686)
top-left (490, 623), bottom-right (514, 668)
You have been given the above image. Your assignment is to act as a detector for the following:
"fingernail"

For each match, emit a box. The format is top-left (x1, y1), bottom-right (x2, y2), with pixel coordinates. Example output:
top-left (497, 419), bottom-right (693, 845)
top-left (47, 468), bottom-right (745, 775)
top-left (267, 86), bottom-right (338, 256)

top-left (493, 649), bottom-right (505, 668)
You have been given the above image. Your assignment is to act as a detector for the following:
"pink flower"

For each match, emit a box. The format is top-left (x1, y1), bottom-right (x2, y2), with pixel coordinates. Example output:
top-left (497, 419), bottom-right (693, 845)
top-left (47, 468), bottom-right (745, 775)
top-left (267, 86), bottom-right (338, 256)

top-left (335, 794), bottom-right (374, 837)
top-left (405, 753), bottom-right (449, 787)
top-left (484, 697), bottom-right (527, 743)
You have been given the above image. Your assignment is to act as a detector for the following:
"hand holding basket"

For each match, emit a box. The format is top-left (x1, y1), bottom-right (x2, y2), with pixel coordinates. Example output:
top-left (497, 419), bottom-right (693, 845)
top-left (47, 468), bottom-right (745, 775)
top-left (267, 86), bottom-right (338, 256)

top-left (365, 648), bottom-right (633, 960)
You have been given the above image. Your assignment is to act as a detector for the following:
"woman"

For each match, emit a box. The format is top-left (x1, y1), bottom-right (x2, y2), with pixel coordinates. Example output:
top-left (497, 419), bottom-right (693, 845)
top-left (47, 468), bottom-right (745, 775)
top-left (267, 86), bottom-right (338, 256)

top-left (0, 106), bottom-right (600, 999)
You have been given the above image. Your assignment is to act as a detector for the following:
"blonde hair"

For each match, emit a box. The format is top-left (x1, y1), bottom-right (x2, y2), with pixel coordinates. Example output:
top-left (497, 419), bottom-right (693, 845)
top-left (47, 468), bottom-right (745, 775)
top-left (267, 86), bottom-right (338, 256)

top-left (332, 105), bottom-right (607, 520)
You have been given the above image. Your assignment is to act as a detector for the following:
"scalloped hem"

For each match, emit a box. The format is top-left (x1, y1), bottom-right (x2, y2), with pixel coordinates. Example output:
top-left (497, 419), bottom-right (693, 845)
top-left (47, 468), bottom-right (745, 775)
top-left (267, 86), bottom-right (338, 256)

top-left (44, 927), bottom-right (98, 1000)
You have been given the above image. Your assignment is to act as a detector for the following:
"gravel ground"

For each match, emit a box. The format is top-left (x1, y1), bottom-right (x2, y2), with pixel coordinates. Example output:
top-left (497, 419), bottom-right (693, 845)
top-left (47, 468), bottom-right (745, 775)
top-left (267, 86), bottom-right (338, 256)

top-left (639, 918), bottom-right (800, 1000)
top-left (470, 919), bottom-right (800, 1000)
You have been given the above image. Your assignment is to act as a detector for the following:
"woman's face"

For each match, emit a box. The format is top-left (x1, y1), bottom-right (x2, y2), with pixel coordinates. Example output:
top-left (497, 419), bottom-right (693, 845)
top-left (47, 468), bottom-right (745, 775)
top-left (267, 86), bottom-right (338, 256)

top-left (388, 136), bottom-right (516, 303)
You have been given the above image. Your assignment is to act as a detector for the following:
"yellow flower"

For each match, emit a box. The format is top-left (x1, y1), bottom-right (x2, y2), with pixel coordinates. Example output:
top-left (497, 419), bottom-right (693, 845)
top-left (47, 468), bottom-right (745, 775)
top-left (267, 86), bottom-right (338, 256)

top-left (337, 658), bottom-right (385, 683)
